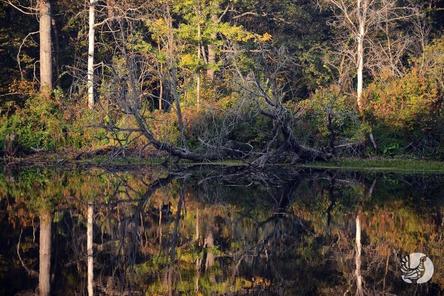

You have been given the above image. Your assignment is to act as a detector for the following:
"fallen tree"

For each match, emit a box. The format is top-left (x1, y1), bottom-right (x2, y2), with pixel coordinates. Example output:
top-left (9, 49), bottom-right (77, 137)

top-left (96, 8), bottom-right (332, 165)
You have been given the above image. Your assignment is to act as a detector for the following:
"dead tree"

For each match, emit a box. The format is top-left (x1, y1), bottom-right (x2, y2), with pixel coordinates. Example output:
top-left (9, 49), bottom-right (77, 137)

top-left (96, 3), bottom-right (331, 164)
top-left (321, 0), bottom-right (424, 112)
top-left (233, 48), bottom-right (332, 166)
top-left (87, 0), bottom-right (98, 109)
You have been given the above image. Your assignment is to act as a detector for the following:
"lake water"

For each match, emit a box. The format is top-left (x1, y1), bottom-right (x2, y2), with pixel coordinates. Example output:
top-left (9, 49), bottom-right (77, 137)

top-left (0, 165), bottom-right (442, 295)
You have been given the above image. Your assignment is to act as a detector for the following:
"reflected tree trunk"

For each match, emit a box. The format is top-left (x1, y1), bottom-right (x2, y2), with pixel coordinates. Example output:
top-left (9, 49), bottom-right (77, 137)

top-left (39, 209), bottom-right (51, 296)
top-left (355, 212), bottom-right (363, 296)
top-left (194, 208), bottom-right (201, 293)
top-left (87, 203), bottom-right (94, 296)
top-left (204, 229), bottom-right (216, 285)
top-left (194, 256), bottom-right (202, 294)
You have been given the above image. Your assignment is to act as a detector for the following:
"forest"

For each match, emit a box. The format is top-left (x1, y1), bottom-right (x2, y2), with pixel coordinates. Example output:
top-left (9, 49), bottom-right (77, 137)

top-left (0, 0), bottom-right (443, 165)
top-left (1, 1), bottom-right (444, 296)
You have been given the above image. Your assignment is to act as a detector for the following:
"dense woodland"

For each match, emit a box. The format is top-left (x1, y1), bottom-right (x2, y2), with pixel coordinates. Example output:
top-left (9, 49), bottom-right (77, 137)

top-left (1, 2), bottom-right (444, 295)
top-left (0, 0), bottom-right (444, 163)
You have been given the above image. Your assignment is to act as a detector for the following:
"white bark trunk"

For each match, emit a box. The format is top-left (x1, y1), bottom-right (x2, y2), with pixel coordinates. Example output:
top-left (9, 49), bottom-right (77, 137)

top-left (39, 210), bottom-right (51, 296)
top-left (87, 204), bottom-right (94, 296)
top-left (39, 0), bottom-right (52, 96)
top-left (87, 0), bottom-right (97, 109)
top-left (357, 36), bottom-right (364, 113)
top-left (356, 0), bottom-right (365, 113)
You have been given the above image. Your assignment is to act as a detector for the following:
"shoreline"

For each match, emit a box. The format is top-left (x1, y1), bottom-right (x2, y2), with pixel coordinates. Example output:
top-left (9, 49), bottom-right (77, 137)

top-left (2, 151), bottom-right (444, 174)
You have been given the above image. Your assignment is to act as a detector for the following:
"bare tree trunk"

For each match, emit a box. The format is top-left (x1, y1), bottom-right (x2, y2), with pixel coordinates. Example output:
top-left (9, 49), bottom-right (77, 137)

top-left (87, 203), bottom-right (94, 296)
top-left (39, 209), bottom-right (51, 296)
top-left (87, 0), bottom-right (97, 109)
top-left (39, 0), bottom-right (52, 96)
top-left (356, 0), bottom-right (365, 113)
top-left (356, 36), bottom-right (364, 113)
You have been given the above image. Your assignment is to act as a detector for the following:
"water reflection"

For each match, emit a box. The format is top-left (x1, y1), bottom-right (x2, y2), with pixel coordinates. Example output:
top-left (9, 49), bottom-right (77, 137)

top-left (0, 167), bottom-right (442, 295)
top-left (87, 203), bottom-right (93, 296)
top-left (39, 209), bottom-right (51, 296)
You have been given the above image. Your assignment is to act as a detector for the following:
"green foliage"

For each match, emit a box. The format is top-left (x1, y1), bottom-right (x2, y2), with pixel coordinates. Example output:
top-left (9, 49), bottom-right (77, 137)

top-left (0, 94), bottom-right (66, 152)
top-left (0, 92), bottom-right (106, 154)
top-left (296, 85), bottom-right (363, 147)
top-left (365, 37), bottom-right (444, 157)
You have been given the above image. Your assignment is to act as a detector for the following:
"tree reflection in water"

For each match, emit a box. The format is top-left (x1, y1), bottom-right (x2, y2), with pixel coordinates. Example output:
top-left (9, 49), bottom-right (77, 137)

top-left (38, 209), bottom-right (51, 296)
top-left (0, 167), bottom-right (443, 295)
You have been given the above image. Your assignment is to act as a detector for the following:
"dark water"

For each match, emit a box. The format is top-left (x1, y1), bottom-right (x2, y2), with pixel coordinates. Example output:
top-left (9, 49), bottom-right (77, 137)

top-left (0, 166), bottom-right (443, 295)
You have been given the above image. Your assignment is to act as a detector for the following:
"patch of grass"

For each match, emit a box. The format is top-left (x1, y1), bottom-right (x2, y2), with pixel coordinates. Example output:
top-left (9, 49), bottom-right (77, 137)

top-left (303, 158), bottom-right (444, 173)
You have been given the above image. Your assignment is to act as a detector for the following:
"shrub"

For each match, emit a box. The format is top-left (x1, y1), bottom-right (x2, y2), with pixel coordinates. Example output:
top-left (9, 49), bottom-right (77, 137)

top-left (296, 85), bottom-right (363, 147)
top-left (0, 94), bottom-right (66, 153)
top-left (0, 91), bottom-right (106, 154)
top-left (365, 37), bottom-right (444, 157)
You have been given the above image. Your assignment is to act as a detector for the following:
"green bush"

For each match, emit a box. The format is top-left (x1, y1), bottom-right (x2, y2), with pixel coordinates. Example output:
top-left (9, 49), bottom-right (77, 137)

top-left (296, 85), bottom-right (364, 148)
top-left (365, 37), bottom-right (444, 157)
top-left (0, 94), bottom-right (66, 152)
top-left (0, 91), bottom-right (106, 154)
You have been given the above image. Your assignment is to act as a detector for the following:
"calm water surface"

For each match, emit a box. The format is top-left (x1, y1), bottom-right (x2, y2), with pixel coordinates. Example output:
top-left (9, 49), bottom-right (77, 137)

top-left (0, 166), bottom-right (442, 295)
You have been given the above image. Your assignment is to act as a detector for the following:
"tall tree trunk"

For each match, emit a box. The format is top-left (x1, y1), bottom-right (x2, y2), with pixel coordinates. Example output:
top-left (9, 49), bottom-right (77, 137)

top-left (356, 36), bottom-right (364, 113)
top-left (88, 0), bottom-right (97, 109)
top-left (356, 1), bottom-right (377, 149)
top-left (39, 0), bottom-right (52, 96)
top-left (39, 209), bottom-right (51, 296)
top-left (356, 0), bottom-right (365, 114)
top-left (87, 203), bottom-right (94, 296)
